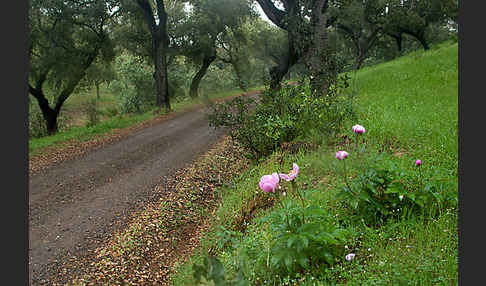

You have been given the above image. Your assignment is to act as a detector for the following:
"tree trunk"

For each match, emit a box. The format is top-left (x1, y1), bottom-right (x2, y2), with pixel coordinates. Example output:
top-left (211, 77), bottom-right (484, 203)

top-left (232, 62), bottom-right (247, 92)
top-left (153, 38), bottom-right (171, 111)
top-left (305, 1), bottom-right (330, 96)
top-left (355, 55), bottom-right (365, 70)
top-left (405, 30), bottom-right (429, 51)
top-left (269, 36), bottom-right (298, 90)
top-left (30, 89), bottom-right (60, 135)
top-left (395, 35), bottom-right (403, 53)
top-left (269, 60), bottom-right (289, 90)
top-left (136, 0), bottom-right (171, 111)
top-left (190, 53), bottom-right (216, 98)
top-left (44, 109), bottom-right (59, 135)
top-left (417, 34), bottom-right (429, 50)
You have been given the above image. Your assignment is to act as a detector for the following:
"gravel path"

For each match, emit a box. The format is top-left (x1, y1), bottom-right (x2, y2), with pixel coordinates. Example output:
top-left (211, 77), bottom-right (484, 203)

top-left (28, 103), bottom-right (231, 285)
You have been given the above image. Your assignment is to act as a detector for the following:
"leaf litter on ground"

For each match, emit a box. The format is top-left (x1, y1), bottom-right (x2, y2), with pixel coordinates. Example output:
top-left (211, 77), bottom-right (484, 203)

top-left (48, 135), bottom-right (251, 285)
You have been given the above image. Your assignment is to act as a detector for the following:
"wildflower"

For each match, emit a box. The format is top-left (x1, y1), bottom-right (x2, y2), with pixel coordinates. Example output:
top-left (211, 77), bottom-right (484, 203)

top-left (399, 195), bottom-right (404, 200)
top-left (345, 253), bottom-right (356, 261)
top-left (352, 124), bottom-right (366, 134)
top-left (415, 159), bottom-right (422, 166)
top-left (258, 173), bottom-right (279, 193)
top-left (336, 150), bottom-right (349, 160)
top-left (279, 163), bottom-right (299, 181)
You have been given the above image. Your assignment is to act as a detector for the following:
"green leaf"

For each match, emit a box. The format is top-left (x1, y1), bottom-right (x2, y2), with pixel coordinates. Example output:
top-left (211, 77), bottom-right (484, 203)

top-left (323, 251), bottom-right (334, 265)
top-left (271, 256), bottom-right (280, 267)
top-left (209, 257), bottom-right (226, 285)
top-left (384, 187), bottom-right (401, 194)
top-left (287, 235), bottom-right (297, 248)
top-left (298, 256), bottom-right (309, 268)
top-left (301, 235), bottom-right (309, 248)
top-left (284, 255), bottom-right (293, 270)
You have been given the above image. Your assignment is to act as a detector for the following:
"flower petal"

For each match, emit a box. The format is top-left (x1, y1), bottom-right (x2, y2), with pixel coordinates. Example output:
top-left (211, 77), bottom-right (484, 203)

top-left (292, 163), bottom-right (299, 176)
top-left (279, 173), bottom-right (291, 181)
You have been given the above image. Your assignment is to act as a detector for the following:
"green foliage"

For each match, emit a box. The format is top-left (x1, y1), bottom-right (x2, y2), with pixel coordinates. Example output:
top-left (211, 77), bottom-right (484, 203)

top-left (29, 101), bottom-right (69, 138)
top-left (216, 196), bottom-right (350, 284)
top-left (338, 155), bottom-right (455, 226)
top-left (208, 78), bottom-right (356, 160)
top-left (109, 54), bottom-right (155, 114)
top-left (84, 98), bottom-right (100, 127)
top-left (168, 56), bottom-right (192, 100)
top-left (75, 54), bottom-right (117, 96)
top-left (193, 256), bottom-right (249, 286)
top-left (262, 199), bottom-right (349, 278)
top-left (200, 63), bottom-right (241, 93)
top-left (100, 106), bottom-right (119, 118)
top-left (28, 0), bottom-right (118, 108)
top-left (171, 42), bottom-right (458, 286)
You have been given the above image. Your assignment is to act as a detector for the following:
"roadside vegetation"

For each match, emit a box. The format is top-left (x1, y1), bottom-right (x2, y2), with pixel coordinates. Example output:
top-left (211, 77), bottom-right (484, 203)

top-left (170, 40), bottom-right (458, 286)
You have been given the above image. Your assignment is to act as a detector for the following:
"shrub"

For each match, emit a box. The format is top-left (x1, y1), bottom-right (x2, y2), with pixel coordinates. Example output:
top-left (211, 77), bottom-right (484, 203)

top-left (337, 155), bottom-right (454, 226)
top-left (260, 199), bottom-right (349, 279)
top-left (101, 106), bottom-right (119, 118)
top-left (29, 102), bottom-right (48, 138)
top-left (220, 190), bottom-right (349, 284)
top-left (193, 256), bottom-right (249, 286)
top-left (84, 98), bottom-right (99, 127)
top-left (109, 54), bottom-right (156, 114)
top-left (207, 78), bottom-right (356, 160)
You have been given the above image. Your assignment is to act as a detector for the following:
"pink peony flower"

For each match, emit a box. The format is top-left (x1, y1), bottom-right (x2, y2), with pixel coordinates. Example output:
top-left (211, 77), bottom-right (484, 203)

top-left (279, 163), bottom-right (299, 182)
top-left (415, 159), bottom-right (422, 166)
top-left (345, 253), bottom-right (356, 261)
top-left (336, 151), bottom-right (349, 160)
top-left (259, 173), bottom-right (280, 193)
top-left (352, 124), bottom-right (366, 134)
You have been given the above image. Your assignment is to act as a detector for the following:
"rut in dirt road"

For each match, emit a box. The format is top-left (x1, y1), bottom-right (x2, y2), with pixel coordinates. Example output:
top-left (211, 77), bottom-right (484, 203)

top-left (28, 106), bottom-right (227, 285)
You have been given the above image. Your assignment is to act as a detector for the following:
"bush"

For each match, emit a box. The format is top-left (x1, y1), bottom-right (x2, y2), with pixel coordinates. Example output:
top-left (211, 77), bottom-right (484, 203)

top-left (29, 102), bottom-right (48, 138)
top-left (108, 54), bottom-right (156, 114)
top-left (193, 256), bottom-right (249, 286)
top-left (100, 106), bottom-right (119, 118)
top-left (221, 195), bottom-right (350, 284)
top-left (262, 199), bottom-right (349, 277)
top-left (337, 155), bottom-right (455, 226)
top-left (207, 77), bottom-right (356, 160)
top-left (84, 98), bottom-right (99, 127)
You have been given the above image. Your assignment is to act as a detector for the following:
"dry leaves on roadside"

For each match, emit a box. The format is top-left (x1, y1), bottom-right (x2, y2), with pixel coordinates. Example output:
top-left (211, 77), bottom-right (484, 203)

top-left (58, 136), bottom-right (249, 286)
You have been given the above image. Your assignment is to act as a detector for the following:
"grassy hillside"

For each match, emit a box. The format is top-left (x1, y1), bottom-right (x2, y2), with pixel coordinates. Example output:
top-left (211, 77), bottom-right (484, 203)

top-left (170, 41), bottom-right (458, 285)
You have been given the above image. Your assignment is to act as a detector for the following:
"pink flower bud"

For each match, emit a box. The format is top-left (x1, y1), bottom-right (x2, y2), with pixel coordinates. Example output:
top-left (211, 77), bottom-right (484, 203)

top-left (336, 151), bottom-right (349, 160)
top-left (352, 124), bottom-right (366, 134)
top-left (415, 159), bottom-right (422, 166)
top-left (345, 253), bottom-right (356, 261)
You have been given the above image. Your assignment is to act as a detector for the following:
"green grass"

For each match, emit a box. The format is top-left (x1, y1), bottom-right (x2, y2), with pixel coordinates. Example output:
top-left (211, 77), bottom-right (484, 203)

top-left (29, 84), bottom-right (265, 156)
top-left (170, 41), bottom-right (458, 285)
top-left (353, 41), bottom-right (458, 172)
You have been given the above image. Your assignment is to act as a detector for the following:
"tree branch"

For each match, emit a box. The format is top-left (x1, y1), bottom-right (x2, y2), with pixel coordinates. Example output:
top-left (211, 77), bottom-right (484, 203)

top-left (135, 0), bottom-right (157, 35)
top-left (255, 0), bottom-right (288, 30)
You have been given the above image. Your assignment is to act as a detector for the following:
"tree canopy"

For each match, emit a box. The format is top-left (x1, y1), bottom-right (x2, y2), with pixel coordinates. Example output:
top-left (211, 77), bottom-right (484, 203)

top-left (28, 0), bottom-right (119, 134)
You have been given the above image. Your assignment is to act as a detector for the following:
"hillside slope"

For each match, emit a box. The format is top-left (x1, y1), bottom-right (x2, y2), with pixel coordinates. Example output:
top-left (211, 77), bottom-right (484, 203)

top-left (170, 41), bottom-right (458, 285)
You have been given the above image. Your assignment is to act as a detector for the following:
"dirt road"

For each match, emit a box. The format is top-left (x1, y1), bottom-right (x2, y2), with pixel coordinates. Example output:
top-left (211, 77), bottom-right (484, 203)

top-left (29, 102), bottom-right (233, 284)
